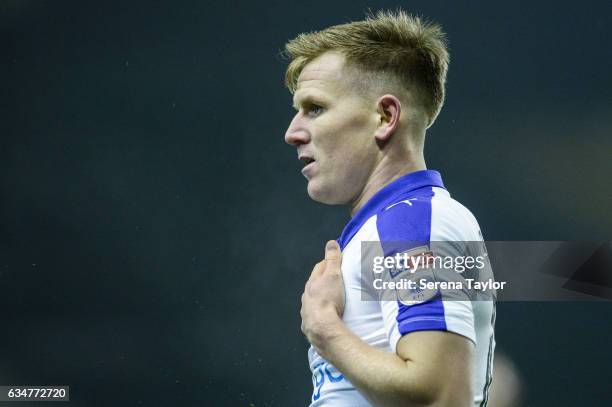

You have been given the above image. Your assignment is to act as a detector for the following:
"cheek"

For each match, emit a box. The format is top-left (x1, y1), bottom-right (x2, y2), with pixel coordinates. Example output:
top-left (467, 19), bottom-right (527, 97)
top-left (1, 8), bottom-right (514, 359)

top-left (313, 109), bottom-right (377, 169)
top-left (324, 142), bottom-right (374, 185)
top-left (334, 123), bottom-right (376, 161)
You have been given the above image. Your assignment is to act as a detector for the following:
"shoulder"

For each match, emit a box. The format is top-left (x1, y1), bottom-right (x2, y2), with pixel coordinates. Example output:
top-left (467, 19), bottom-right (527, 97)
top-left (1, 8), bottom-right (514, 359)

top-left (429, 188), bottom-right (482, 241)
top-left (375, 186), bottom-right (436, 241)
top-left (375, 187), bottom-right (482, 248)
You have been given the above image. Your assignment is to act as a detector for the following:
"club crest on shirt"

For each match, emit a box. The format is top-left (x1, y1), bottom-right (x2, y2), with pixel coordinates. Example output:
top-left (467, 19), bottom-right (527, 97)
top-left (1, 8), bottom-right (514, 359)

top-left (387, 245), bottom-right (434, 278)
top-left (396, 282), bottom-right (439, 305)
top-left (388, 246), bottom-right (438, 305)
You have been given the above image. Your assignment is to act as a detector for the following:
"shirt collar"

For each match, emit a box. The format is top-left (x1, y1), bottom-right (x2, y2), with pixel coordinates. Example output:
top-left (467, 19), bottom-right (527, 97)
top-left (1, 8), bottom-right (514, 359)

top-left (337, 170), bottom-right (445, 250)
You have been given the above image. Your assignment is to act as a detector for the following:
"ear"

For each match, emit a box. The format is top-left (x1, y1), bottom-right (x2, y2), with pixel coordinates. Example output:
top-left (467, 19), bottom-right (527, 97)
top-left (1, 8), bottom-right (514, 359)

top-left (374, 95), bottom-right (401, 142)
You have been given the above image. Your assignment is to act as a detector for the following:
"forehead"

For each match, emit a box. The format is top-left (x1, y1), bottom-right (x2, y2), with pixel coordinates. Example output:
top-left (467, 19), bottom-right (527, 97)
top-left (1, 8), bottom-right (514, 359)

top-left (294, 52), bottom-right (348, 100)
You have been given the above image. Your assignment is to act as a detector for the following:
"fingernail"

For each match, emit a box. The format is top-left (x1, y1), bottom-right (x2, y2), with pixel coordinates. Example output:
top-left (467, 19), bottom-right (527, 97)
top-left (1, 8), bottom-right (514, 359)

top-left (326, 240), bottom-right (338, 251)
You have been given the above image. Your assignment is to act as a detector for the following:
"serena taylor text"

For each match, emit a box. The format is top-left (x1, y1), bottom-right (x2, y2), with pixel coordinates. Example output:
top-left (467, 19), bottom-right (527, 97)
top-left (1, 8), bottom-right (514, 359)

top-left (373, 278), bottom-right (506, 291)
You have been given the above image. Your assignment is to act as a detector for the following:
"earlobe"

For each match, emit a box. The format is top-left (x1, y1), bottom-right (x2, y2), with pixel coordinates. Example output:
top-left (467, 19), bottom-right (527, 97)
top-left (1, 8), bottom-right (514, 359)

top-left (374, 114), bottom-right (391, 142)
top-left (374, 123), bottom-right (389, 141)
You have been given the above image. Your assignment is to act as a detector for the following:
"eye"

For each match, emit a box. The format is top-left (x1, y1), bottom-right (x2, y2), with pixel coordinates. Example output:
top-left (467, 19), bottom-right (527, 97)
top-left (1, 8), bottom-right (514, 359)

top-left (305, 104), bottom-right (324, 118)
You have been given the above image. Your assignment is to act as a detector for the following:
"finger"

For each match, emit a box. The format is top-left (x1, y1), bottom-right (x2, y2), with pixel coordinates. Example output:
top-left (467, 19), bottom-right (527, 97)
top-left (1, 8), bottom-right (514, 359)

top-left (311, 260), bottom-right (325, 277)
top-left (324, 240), bottom-right (342, 270)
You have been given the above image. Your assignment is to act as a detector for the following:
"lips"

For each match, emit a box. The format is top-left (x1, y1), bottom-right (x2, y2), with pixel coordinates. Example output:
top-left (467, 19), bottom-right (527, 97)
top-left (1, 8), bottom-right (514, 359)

top-left (299, 155), bottom-right (316, 177)
top-left (299, 156), bottom-right (315, 166)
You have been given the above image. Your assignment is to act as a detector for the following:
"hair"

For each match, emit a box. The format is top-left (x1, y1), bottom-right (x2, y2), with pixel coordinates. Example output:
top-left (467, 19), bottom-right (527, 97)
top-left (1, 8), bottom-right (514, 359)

top-left (283, 9), bottom-right (449, 128)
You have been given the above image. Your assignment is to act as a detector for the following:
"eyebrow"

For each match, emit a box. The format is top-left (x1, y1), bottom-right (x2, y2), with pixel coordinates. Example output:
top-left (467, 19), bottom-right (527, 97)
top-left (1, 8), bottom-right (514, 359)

top-left (292, 94), bottom-right (325, 111)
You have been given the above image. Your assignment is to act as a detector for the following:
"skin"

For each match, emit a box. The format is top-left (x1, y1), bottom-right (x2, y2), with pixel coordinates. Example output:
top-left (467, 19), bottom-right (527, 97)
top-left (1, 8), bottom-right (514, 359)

top-left (285, 51), bottom-right (426, 215)
top-left (285, 52), bottom-right (475, 406)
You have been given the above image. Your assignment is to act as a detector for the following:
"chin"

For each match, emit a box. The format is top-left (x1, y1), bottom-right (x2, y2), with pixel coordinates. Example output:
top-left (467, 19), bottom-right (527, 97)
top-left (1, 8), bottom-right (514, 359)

top-left (306, 180), bottom-right (348, 205)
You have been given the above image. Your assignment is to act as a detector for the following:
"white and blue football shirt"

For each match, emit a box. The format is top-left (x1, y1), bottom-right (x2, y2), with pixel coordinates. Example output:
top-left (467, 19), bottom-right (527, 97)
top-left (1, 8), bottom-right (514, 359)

top-left (308, 170), bottom-right (495, 407)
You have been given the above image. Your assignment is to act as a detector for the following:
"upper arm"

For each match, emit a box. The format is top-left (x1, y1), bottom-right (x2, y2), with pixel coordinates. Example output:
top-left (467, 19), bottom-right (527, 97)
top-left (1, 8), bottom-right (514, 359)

top-left (396, 330), bottom-right (474, 406)
top-left (374, 191), bottom-right (483, 405)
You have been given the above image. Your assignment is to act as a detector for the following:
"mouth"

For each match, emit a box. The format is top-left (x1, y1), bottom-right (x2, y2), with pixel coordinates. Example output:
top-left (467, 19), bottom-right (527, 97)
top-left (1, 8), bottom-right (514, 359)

top-left (299, 155), bottom-right (316, 177)
top-left (299, 156), bottom-right (315, 167)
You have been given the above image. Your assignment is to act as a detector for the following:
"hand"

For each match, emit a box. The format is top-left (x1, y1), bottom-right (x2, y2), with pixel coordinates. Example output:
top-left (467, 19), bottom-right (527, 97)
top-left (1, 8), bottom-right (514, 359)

top-left (300, 240), bottom-right (346, 351)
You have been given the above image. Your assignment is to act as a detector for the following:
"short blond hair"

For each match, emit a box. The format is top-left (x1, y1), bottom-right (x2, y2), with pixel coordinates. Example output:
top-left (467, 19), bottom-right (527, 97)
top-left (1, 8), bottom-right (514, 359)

top-left (284, 9), bottom-right (449, 127)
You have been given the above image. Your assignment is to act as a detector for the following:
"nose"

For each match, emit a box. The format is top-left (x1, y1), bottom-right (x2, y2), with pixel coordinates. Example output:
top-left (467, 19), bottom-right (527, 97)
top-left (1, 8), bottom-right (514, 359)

top-left (284, 113), bottom-right (310, 146)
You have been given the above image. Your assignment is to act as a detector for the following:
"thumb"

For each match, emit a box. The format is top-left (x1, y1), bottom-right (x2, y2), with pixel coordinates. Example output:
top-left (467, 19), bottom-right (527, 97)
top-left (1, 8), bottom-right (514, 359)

top-left (324, 240), bottom-right (342, 267)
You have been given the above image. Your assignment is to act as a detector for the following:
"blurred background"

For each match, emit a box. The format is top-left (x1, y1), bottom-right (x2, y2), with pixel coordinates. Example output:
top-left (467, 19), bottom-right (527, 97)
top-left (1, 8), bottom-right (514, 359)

top-left (1, 0), bottom-right (610, 405)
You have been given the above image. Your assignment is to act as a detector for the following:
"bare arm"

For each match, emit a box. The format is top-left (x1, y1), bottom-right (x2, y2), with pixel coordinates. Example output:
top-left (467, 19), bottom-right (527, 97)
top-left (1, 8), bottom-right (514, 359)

top-left (301, 241), bottom-right (474, 407)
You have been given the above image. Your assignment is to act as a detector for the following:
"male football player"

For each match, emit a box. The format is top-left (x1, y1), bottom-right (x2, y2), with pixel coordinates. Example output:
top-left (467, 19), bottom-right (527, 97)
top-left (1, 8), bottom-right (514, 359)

top-left (284, 10), bottom-right (495, 407)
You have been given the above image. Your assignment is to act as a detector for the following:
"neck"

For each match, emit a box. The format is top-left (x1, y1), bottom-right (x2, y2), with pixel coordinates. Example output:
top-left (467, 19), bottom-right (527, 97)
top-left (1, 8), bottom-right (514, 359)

top-left (349, 154), bottom-right (426, 217)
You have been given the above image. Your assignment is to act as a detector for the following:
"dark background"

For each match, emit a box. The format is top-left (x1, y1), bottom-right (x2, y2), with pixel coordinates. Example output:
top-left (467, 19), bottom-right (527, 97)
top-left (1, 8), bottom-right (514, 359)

top-left (1, 0), bottom-right (611, 406)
